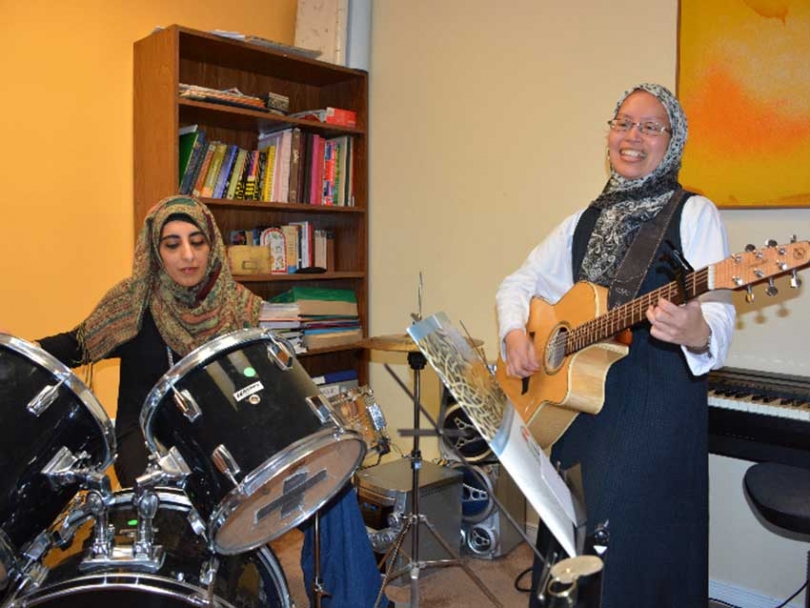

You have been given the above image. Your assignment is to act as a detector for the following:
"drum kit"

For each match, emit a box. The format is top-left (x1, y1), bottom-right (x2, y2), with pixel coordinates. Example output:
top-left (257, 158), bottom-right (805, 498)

top-left (0, 328), bottom-right (384, 607)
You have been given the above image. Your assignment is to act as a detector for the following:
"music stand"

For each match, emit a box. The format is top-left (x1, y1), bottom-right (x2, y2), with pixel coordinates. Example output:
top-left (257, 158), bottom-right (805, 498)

top-left (358, 334), bottom-right (501, 608)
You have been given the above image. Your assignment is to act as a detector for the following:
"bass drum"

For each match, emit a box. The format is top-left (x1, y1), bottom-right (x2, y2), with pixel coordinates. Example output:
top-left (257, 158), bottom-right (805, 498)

top-left (0, 334), bottom-right (115, 590)
top-left (5, 488), bottom-right (292, 607)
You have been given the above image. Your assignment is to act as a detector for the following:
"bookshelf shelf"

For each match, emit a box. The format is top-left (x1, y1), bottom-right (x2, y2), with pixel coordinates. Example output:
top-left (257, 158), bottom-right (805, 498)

top-left (179, 99), bottom-right (364, 137)
top-left (235, 271), bottom-right (365, 282)
top-left (134, 25), bottom-right (369, 382)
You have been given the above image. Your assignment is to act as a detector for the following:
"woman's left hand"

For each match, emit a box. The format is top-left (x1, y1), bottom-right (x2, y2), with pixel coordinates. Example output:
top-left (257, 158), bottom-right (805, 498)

top-left (646, 298), bottom-right (710, 350)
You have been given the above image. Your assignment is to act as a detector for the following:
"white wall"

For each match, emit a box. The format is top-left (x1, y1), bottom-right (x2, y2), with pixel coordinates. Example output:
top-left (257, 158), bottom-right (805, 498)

top-left (367, 1), bottom-right (810, 605)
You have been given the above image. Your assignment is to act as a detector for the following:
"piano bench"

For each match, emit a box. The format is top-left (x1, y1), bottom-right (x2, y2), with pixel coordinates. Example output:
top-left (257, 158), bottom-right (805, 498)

top-left (745, 462), bottom-right (810, 535)
top-left (744, 462), bottom-right (810, 608)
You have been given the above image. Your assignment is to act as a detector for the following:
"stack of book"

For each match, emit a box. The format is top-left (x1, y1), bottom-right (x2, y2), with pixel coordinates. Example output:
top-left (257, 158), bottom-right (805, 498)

top-left (269, 287), bottom-right (362, 350)
top-left (258, 301), bottom-right (305, 353)
top-left (178, 124), bottom-right (355, 207)
top-left (311, 369), bottom-right (359, 398)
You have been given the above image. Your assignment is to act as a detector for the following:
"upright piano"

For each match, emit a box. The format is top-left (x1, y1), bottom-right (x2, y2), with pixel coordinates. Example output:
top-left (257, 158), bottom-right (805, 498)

top-left (708, 366), bottom-right (810, 466)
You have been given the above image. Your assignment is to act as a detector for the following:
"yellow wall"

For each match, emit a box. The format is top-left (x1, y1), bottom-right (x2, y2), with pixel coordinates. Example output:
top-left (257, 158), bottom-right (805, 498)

top-left (0, 0), bottom-right (297, 413)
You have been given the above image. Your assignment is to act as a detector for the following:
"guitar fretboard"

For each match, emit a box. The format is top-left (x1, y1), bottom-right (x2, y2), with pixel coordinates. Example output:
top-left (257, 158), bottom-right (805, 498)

top-left (565, 266), bottom-right (712, 354)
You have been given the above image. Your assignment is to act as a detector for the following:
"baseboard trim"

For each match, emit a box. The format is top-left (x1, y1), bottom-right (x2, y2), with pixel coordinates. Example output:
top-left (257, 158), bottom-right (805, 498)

top-left (709, 579), bottom-right (803, 608)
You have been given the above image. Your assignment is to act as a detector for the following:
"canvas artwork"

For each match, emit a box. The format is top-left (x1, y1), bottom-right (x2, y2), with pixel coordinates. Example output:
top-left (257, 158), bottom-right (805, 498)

top-left (677, 0), bottom-right (810, 208)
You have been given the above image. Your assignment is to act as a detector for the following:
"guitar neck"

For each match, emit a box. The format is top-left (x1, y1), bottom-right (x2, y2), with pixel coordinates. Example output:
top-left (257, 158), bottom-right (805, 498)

top-left (567, 266), bottom-right (712, 353)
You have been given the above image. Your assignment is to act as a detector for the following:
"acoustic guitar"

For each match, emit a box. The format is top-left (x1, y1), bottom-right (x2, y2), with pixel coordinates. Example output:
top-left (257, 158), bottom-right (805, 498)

top-left (495, 239), bottom-right (810, 450)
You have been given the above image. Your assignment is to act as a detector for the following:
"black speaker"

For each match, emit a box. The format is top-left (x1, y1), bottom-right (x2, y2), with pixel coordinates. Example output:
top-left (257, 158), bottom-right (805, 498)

top-left (449, 462), bottom-right (526, 560)
top-left (438, 385), bottom-right (496, 464)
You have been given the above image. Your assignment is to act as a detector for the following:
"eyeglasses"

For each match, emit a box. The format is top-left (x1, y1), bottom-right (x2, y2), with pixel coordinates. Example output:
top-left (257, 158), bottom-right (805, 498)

top-left (607, 118), bottom-right (671, 136)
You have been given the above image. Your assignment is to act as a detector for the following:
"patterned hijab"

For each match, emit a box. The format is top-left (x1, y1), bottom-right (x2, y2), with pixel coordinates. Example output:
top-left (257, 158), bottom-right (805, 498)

top-left (78, 195), bottom-right (262, 361)
top-left (578, 83), bottom-right (688, 286)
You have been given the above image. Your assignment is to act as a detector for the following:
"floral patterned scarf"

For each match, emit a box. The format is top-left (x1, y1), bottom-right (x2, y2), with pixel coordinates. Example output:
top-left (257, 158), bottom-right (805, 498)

top-left (78, 195), bottom-right (262, 361)
top-left (578, 83), bottom-right (688, 286)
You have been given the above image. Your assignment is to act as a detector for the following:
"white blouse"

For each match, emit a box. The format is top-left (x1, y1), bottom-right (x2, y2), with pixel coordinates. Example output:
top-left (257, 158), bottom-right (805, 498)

top-left (495, 195), bottom-right (736, 376)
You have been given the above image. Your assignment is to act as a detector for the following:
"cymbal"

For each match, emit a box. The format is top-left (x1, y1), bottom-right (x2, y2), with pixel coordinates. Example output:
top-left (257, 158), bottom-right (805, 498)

top-left (359, 333), bottom-right (483, 353)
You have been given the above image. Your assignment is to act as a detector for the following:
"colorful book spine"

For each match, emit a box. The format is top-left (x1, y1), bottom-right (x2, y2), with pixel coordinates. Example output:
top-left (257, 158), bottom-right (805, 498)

top-left (225, 149), bottom-right (247, 200)
top-left (200, 142), bottom-right (227, 198)
top-left (212, 144), bottom-right (238, 199)
top-left (192, 142), bottom-right (217, 197)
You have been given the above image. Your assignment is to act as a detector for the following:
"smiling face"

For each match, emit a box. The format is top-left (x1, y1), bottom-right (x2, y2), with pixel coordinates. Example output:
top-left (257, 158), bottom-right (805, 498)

top-left (158, 220), bottom-right (211, 288)
top-left (608, 90), bottom-right (672, 181)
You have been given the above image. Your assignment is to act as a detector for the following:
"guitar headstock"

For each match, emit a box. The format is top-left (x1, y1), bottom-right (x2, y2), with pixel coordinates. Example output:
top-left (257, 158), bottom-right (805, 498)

top-left (712, 237), bottom-right (809, 301)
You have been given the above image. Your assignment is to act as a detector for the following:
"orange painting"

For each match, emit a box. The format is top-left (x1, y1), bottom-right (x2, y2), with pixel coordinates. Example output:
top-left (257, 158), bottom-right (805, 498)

top-left (677, 0), bottom-right (810, 207)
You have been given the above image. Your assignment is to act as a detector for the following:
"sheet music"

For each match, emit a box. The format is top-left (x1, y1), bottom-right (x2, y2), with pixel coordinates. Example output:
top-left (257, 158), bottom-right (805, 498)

top-left (407, 312), bottom-right (577, 557)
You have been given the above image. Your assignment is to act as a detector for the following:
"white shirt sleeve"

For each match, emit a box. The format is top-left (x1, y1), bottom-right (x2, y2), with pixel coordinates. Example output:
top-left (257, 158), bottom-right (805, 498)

top-left (495, 210), bottom-right (583, 358)
top-left (678, 195), bottom-right (736, 374)
top-left (495, 196), bottom-right (736, 373)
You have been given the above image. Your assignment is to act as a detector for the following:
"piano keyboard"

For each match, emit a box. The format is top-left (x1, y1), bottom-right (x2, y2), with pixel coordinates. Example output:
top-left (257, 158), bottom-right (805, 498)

top-left (708, 367), bottom-right (810, 466)
top-left (709, 367), bottom-right (810, 421)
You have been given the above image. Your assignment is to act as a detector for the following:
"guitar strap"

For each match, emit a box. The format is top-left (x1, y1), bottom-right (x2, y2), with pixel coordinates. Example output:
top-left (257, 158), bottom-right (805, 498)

top-left (607, 187), bottom-right (690, 309)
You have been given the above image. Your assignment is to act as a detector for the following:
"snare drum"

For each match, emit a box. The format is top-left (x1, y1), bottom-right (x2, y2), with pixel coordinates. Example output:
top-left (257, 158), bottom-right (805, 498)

top-left (328, 385), bottom-right (390, 456)
top-left (141, 328), bottom-right (366, 554)
top-left (0, 334), bottom-right (115, 590)
top-left (4, 488), bottom-right (291, 607)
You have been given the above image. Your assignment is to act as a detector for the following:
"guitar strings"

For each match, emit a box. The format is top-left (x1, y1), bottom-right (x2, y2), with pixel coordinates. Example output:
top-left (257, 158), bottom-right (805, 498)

top-left (547, 267), bottom-right (710, 356)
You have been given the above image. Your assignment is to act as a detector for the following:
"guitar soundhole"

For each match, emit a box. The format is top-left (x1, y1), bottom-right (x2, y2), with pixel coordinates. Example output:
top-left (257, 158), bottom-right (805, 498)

top-left (546, 326), bottom-right (568, 371)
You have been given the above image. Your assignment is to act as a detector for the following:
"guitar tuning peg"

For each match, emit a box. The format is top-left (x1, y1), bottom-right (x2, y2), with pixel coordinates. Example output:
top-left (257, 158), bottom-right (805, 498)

top-left (745, 244), bottom-right (756, 252)
top-left (766, 278), bottom-right (778, 297)
top-left (791, 270), bottom-right (803, 289)
top-left (791, 234), bottom-right (798, 243)
top-left (765, 239), bottom-right (778, 248)
top-left (745, 285), bottom-right (755, 303)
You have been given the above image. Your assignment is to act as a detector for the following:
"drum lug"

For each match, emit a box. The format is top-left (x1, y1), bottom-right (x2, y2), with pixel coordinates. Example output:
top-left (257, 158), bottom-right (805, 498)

top-left (187, 509), bottom-right (208, 538)
top-left (212, 445), bottom-right (242, 486)
top-left (172, 387), bottom-right (202, 422)
top-left (265, 336), bottom-right (295, 370)
top-left (140, 446), bottom-right (192, 486)
top-left (25, 378), bottom-right (65, 416)
top-left (306, 394), bottom-right (337, 425)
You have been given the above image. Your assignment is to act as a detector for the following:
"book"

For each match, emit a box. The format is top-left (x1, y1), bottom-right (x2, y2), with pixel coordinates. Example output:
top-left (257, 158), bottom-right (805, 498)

top-left (212, 144), bottom-right (238, 199)
top-left (271, 286), bottom-right (358, 316)
top-left (243, 150), bottom-right (260, 200)
top-left (225, 148), bottom-right (248, 200)
top-left (178, 125), bottom-right (199, 188)
top-left (304, 327), bottom-right (363, 350)
top-left (287, 128), bottom-right (303, 203)
top-left (200, 142), bottom-right (227, 197)
top-left (280, 224), bottom-right (299, 273)
top-left (180, 128), bottom-right (208, 195)
top-left (290, 107), bottom-right (357, 128)
top-left (191, 142), bottom-right (217, 197)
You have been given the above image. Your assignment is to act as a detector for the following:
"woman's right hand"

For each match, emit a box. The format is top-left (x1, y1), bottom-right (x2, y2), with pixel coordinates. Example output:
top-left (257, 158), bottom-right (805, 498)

top-left (504, 329), bottom-right (540, 378)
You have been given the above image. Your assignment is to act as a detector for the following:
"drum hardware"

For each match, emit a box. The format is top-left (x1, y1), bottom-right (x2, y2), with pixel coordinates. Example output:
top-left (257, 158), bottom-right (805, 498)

top-left (2, 488), bottom-right (294, 607)
top-left (212, 445), bottom-right (243, 486)
top-left (266, 337), bottom-right (295, 369)
top-left (41, 447), bottom-right (113, 493)
top-left (374, 358), bottom-right (503, 608)
top-left (25, 378), bottom-right (65, 416)
top-left (171, 386), bottom-right (202, 422)
top-left (305, 393), bottom-right (339, 425)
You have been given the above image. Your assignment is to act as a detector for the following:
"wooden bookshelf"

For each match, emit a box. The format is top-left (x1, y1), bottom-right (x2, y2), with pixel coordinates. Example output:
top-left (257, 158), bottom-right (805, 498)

top-left (133, 25), bottom-right (369, 382)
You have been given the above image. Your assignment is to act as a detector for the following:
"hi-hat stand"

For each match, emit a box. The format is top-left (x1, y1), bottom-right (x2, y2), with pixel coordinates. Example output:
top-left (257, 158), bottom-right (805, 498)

top-left (370, 349), bottom-right (502, 608)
